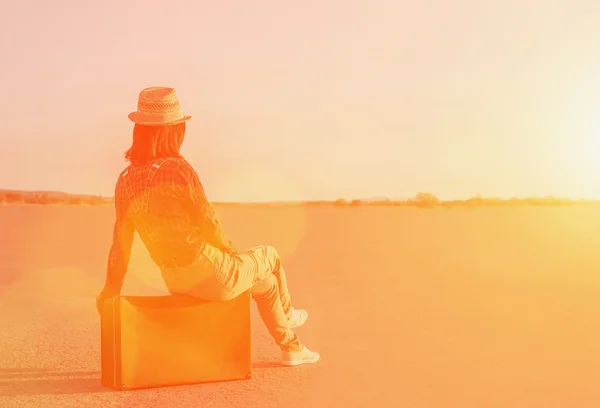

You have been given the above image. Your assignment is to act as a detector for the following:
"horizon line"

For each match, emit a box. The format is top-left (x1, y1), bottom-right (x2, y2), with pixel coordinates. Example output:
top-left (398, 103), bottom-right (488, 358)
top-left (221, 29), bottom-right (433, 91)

top-left (1, 189), bottom-right (600, 203)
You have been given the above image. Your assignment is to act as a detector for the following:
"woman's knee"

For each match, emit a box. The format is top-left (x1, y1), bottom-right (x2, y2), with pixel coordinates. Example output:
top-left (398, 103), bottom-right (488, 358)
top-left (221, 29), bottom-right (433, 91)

top-left (263, 245), bottom-right (280, 266)
top-left (249, 274), bottom-right (277, 299)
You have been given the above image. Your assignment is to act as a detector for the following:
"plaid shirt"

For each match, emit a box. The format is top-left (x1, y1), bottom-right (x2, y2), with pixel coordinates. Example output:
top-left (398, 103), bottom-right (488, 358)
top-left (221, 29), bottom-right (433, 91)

top-left (103, 157), bottom-right (236, 293)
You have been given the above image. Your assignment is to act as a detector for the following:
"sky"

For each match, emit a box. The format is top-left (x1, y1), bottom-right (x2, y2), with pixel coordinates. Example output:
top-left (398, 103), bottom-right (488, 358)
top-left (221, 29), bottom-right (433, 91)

top-left (1, 0), bottom-right (600, 202)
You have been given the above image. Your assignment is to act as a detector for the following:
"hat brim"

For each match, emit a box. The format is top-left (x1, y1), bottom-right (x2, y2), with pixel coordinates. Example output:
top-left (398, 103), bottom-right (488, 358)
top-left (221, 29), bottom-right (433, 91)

top-left (128, 112), bottom-right (192, 126)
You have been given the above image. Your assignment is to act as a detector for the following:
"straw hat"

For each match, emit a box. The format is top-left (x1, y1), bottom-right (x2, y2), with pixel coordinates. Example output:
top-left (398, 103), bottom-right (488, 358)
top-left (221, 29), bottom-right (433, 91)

top-left (128, 86), bottom-right (192, 126)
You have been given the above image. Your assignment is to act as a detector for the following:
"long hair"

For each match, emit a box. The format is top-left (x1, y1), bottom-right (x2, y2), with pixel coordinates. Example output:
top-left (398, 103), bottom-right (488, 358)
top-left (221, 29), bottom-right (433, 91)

top-left (125, 122), bottom-right (186, 165)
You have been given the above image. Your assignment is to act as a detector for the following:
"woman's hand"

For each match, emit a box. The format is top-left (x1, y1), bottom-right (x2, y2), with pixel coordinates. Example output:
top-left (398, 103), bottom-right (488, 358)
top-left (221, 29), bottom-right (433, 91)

top-left (96, 286), bottom-right (120, 315)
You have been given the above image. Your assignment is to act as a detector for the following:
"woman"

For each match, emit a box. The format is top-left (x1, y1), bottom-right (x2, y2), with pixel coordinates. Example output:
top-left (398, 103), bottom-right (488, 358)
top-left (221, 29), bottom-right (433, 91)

top-left (98, 86), bottom-right (320, 366)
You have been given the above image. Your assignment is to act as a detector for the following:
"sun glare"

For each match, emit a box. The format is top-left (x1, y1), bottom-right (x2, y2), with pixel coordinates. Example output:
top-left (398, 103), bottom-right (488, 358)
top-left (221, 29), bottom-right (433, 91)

top-left (126, 235), bottom-right (169, 294)
top-left (207, 167), bottom-right (305, 203)
top-left (560, 79), bottom-right (600, 198)
top-left (209, 167), bottom-right (308, 258)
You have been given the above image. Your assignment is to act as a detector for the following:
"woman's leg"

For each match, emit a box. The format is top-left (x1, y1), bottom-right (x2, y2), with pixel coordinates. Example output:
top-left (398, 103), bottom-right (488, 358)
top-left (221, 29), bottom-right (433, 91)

top-left (236, 246), bottom-right (293, 319)
top-left (229, 246), bottom-right (302, 351)
top-left (185, 244), bottom-right (319, 362)
top-left (248, 274), bottom-right (302, 352)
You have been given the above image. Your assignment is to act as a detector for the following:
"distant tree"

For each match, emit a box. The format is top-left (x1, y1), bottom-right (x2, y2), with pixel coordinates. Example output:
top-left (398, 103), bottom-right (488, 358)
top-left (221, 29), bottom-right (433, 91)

top-left (66, 196), bottom-right (82, 205)
top-left (409, 192), bottom-right (440, 208)
top-left (466, 195), bottom-right (483, 206)
top-left (88, 195), bottom-right (106, 205)
top-left (37, 194), bottom-right (51, 205)
top-left (4, 191), bottom-right (22, 204)
top-left (334, 198), bottom-right (348, 206)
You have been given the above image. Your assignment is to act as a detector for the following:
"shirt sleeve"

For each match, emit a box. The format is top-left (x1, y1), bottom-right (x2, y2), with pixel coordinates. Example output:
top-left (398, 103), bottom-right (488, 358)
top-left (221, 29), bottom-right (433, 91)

top-left (181, 166), bottom-right (237, 254)
top-left (103, 178), bottom-right (135, 294)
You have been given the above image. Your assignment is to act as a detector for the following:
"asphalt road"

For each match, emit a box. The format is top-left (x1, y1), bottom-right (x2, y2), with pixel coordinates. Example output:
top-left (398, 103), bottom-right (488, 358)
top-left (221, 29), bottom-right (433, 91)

top-left (1, 204), bottom-right (600, 407)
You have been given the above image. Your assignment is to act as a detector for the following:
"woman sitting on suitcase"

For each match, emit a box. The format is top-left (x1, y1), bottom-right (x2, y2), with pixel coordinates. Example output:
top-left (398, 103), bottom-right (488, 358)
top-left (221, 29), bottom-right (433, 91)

top-left (98, 86), bottom-right (320, 366)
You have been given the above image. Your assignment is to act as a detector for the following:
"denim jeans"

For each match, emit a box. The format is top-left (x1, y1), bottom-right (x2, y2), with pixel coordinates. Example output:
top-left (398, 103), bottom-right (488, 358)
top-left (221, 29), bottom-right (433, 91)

top-left (161, 244), bottom-right (302, 352)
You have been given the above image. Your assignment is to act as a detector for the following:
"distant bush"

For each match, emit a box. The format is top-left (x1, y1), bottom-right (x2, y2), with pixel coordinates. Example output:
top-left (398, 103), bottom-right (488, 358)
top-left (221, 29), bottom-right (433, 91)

top-left (22, 194), bottom-right (39, 204)
top-left (306, 193), bottom-right (596, 209)
top-left (407, 193), bottom-right (440, 208)
top-left (0, 189), bottom-right (598, 208)
top-left (36, 194), bottom-right (53, 205)
top-left (0, 190), bottom-right (112, 206)
top-left (1, 191), bottom-right (24, 204)
top-left (66, 196), bottom-right (82, 205)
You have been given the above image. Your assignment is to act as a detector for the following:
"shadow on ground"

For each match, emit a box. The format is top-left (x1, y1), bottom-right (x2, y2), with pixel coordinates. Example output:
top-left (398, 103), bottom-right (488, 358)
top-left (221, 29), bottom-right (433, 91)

top-left (0, 369), bottom-right (106, 396)
top-left (0, 362), bottom-right (283, 397)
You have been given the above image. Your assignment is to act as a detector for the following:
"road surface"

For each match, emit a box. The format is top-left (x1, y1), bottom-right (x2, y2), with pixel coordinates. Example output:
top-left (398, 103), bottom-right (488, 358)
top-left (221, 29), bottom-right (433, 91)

top-left (1, 204), bottom-right (599, 407)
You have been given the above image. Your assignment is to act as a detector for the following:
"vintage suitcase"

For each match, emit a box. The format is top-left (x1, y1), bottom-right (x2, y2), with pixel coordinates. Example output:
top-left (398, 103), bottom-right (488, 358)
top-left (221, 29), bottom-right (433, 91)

top-left (99, 293), bottom-right (252, 390)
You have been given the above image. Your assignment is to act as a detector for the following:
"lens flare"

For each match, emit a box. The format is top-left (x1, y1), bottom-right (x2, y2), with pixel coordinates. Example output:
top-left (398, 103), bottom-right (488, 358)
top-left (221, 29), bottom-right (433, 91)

top-left (124, 235), bottom-right (170, 295)
top-left (208, 167), bottom-right (308, 258)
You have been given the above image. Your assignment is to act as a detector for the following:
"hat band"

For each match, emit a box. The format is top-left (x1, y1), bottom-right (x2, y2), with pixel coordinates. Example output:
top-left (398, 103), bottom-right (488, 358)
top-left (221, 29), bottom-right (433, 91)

top-left (137, 99), bottom-right (181, 113)
top-left (129, 87), bottom-right (191, 124)
top-left (133, 111), bottom-right (186, 122)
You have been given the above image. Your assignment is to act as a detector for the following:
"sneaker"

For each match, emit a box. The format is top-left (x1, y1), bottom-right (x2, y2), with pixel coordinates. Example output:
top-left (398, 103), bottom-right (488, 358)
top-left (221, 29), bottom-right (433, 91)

top-left (281, 346), bottom-right (320, 366)
top-left (289, 308), bottom-right (308, 329)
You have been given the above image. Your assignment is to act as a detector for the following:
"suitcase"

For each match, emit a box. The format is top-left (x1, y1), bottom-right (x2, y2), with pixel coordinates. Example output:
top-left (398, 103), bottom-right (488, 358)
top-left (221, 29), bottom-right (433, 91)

top-left (99, 292), bottom-right (252, 390)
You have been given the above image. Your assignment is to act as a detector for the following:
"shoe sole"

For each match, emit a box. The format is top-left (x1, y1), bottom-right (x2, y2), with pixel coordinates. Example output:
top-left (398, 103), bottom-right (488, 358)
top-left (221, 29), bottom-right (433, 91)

top-left (281, 355), bottom-right (320, 366)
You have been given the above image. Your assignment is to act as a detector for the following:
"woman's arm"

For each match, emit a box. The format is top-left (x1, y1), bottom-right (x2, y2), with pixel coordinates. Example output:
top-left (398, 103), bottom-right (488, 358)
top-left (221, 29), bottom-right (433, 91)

top-left (101, 182), bottom-right (135, 296)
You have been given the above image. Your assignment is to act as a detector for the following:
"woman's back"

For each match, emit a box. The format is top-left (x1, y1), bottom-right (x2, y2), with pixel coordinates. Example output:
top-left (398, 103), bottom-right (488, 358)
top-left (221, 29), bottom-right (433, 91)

top-left (115, 157), bottom-right (205, 268)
